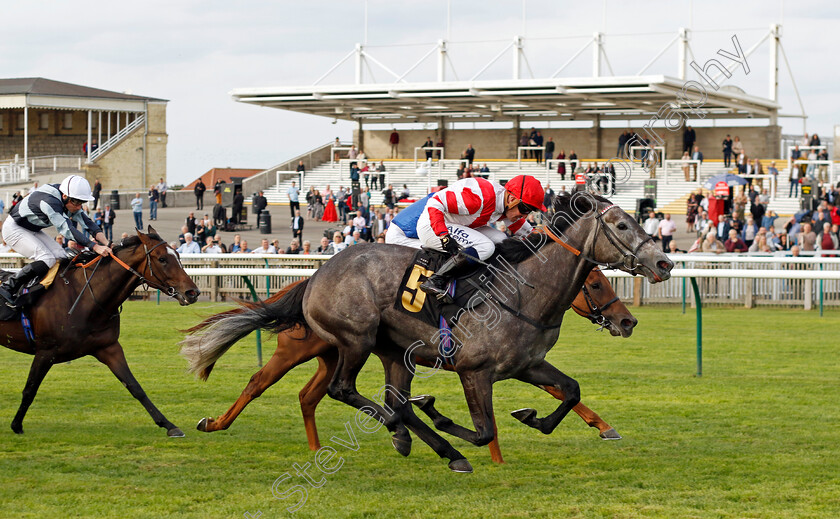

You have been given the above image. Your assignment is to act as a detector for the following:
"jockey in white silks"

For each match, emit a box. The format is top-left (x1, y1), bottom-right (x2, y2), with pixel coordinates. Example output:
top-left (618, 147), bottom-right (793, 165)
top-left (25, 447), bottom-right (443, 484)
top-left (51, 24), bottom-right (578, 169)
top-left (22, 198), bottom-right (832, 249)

top-left (0, 175), bottom-right (112, 308)
top-left (385, 175), bottom-right (546, 303)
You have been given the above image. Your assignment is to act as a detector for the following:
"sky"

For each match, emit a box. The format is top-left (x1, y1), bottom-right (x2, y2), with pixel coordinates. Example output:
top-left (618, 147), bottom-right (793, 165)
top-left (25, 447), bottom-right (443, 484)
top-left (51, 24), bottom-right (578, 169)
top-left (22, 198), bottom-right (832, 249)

top-left (3, 0), bottom-right (838, 185)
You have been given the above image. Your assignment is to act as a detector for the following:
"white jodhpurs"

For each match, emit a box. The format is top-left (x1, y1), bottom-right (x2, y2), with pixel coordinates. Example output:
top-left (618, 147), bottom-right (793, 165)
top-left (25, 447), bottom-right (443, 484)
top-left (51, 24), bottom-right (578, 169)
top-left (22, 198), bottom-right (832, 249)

top-left (1, 217), bottom-right (67, 268)
top-left (416, 210), bottom-right (507, 260)
top-left (384, 225), bottom-right (422, 249)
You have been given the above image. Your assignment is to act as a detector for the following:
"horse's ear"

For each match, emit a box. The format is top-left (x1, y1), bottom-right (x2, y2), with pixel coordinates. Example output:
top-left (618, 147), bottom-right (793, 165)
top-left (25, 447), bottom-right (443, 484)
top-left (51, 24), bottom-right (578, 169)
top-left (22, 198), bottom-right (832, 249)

top-left (147, 225), bottom-right (158, 236)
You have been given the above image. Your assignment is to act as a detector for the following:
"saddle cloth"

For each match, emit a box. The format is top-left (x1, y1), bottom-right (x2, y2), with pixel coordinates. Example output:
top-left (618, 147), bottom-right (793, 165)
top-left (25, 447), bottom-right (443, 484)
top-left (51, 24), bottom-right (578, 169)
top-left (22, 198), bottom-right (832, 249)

top-left (0, 262), bottom-right (61, 321)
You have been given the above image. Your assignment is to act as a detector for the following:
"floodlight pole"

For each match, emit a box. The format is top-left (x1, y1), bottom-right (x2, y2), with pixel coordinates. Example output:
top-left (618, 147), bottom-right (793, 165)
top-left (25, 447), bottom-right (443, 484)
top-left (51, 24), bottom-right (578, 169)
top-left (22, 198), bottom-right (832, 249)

top-left (437, 39), bottom-right (447, 82)
top-left (592, 32), bottom-right (604, 77)
top-left (512, 36), bottom-right (523, 80)
top-left (678, 28), bottom-right (690, 80)
top-left (769, 24), bottom-right (781, 105)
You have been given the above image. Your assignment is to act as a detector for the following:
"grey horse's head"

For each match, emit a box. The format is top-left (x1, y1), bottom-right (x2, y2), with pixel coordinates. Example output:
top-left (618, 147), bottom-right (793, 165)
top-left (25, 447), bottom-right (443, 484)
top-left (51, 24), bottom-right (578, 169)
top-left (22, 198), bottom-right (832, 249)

top-left (549, 193), bottom-right (674, 283)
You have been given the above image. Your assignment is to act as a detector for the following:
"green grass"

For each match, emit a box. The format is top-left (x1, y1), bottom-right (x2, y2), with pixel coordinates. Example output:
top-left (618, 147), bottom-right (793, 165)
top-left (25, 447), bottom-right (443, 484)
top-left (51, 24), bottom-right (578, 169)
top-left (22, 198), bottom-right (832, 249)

top-left (0, 303), bottom-right (838, 518)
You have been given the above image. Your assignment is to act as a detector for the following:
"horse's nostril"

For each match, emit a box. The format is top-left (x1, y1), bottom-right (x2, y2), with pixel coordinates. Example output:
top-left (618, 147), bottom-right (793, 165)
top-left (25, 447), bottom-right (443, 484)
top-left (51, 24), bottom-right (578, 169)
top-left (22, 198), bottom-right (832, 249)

top-left (621, 318), bottom-right (636, 330)
top-left (658, 260), bottom-right (672, 271)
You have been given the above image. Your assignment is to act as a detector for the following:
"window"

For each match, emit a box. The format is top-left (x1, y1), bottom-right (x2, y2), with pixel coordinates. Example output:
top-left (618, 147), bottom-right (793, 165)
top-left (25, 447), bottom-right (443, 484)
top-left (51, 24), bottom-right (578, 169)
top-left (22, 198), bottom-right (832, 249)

top-left (17, 113), bottom-right (25, 130)
top-left (90, 114), bottom-right (97, 130)
top-left (39, 113), bottom-right (49, 130)
top-left (0, 114), bottom-right (4, 131)
top-left (63, 113), bottom-right (73, 130)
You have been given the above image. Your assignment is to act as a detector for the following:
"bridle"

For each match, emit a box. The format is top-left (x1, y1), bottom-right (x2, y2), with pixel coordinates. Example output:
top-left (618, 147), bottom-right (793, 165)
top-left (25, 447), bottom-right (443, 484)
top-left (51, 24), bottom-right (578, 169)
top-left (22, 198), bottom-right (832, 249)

top-left (542, 203), bottom-right (653, 272)
top-left (570, 269), bottom-right (620, 330)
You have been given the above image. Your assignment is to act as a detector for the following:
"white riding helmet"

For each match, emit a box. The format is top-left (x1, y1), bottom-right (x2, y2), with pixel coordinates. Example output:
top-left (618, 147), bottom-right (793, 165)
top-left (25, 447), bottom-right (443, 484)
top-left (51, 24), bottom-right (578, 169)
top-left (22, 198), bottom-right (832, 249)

top-left (59, 175), bottom-right (95, 202)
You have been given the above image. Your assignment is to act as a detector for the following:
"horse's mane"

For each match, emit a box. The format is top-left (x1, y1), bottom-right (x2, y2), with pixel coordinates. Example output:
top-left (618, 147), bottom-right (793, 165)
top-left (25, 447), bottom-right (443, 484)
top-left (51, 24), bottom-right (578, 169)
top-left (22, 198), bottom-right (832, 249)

top-left (492, 193), bottom-right (610, 265)
top-left (112, 234), bottom-right (165, 253)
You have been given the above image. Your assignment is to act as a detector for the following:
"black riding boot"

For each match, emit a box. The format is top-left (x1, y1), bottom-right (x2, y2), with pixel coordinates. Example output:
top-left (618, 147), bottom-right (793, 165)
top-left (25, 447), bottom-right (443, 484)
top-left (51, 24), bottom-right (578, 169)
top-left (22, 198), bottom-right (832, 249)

top-left (419, 254), bottom-right (473, 304)
top-left (0, 261), bottom-right (50, 308)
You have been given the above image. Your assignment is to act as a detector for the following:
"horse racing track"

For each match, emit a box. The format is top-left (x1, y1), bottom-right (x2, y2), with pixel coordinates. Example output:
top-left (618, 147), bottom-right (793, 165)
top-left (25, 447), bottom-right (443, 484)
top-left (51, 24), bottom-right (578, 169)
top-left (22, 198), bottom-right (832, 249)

top-left (0, 301), bottom-right (837, 518)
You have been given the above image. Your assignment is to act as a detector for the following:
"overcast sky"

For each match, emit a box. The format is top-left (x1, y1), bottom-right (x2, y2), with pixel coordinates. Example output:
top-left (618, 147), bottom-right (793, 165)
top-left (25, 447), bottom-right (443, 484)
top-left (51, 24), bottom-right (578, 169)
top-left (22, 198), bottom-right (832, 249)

top-left (3, 0), bottom-right (837, 185)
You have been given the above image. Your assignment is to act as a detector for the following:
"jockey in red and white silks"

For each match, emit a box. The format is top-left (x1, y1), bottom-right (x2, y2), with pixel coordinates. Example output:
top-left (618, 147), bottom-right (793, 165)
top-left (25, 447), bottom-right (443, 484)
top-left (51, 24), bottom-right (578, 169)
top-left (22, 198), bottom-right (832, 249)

top-left (417, 176), bottom-right (542, 260)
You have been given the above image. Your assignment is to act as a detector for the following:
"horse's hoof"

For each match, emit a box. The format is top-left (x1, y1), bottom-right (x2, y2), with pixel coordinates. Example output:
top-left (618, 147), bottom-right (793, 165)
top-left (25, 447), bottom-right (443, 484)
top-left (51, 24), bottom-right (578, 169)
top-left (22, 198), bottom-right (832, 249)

top-left (599, 428), bottom-right (622, 440)
top-left (511, 408), bottom-right (537, 424)
top-left (392, 436), bottom-right (412, 457)
top-left (448, 458), bottom-right (473, 473)
top-left (409, 395), bottom-right (435, 410)
top-left (196, 418), bottom-right (210, 432)
top-left (11, 423), bottom-right (23, 435)
top-left (167, 427), bottom-right (185, 438)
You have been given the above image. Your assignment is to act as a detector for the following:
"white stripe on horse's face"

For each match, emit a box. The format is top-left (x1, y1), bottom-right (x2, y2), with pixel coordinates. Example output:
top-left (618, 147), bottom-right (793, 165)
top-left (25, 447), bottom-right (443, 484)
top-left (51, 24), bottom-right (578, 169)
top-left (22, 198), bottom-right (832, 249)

top-left (167, 247), bottom-right (182, 267)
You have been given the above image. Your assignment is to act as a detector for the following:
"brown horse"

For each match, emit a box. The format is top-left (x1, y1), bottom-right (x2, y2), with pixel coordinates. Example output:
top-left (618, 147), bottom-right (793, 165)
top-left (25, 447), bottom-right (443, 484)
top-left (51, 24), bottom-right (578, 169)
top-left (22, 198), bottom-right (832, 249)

top-left (185, 269), bottom-right (636, 462)
top-left (1, 227), bottom-right (200, 436)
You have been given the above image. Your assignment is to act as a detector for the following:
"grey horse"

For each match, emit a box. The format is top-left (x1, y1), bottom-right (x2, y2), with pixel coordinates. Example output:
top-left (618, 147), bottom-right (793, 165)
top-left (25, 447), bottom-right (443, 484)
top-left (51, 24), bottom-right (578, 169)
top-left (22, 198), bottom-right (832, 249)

top-left (182, 193), bottom-right (673, 472)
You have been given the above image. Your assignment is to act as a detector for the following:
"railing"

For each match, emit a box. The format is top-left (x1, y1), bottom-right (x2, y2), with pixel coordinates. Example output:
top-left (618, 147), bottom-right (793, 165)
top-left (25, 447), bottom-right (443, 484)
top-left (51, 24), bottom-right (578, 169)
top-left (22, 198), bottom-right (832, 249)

top-left (0, 162), bottom-right (28, 184)
top-left (28, 155), bottom-right (84, 175)
top-left (413, 147), bottom-right (445, 169)
top-left (88, 114), bottom-right (146, 162)
top-left (792, 159), bottom-right (835, 186)
top-left (662, 159), bottom-right (701, 184)
top-left (516, 146), bottom-right (545, 168)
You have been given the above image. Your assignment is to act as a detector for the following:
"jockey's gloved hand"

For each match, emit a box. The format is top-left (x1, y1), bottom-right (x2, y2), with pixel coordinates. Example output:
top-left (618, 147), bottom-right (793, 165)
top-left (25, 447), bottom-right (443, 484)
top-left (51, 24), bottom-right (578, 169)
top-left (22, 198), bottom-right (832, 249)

top-left (440, 234), bottom-right (462, 256)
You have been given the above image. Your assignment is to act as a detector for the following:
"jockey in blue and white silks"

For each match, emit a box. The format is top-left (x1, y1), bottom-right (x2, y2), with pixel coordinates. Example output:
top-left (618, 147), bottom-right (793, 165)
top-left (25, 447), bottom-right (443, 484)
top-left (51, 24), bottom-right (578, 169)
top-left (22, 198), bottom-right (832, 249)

top-left (0, 175), bottom-right (112, 307)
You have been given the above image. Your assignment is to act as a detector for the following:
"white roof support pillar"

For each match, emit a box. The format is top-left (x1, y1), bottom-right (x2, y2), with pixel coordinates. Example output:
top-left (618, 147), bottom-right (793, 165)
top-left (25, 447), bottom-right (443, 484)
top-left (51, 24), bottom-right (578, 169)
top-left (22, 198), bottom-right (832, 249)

top-left (592, 32), bottom-right (604, 77)
top-left (87, 110), bottom-right (92, 162)
top-left (97, 111), bottom-right (102, 147)
top-left (23, 102), bottom-right (28, 170)
top-left (512, 36), bottom-right (523, 80)
top-left (678, 28), bottom-right (690, 80)
top-left (769, 24), bottom-right (781, 103)
top-left (355, 43), bottom-right (364, 85)
top-left (437, 39), bottom-right (447, 82)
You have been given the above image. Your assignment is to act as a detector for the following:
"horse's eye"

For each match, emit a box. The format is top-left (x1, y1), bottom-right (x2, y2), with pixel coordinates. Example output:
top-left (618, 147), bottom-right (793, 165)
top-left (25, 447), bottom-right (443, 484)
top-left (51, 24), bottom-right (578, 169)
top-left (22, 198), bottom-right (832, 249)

top-left (158, 257), bottom-right (167, 264)
top-left (592, 283), bottom-right (600, 290)
top-left (617, 222), bottom-right (628, 230)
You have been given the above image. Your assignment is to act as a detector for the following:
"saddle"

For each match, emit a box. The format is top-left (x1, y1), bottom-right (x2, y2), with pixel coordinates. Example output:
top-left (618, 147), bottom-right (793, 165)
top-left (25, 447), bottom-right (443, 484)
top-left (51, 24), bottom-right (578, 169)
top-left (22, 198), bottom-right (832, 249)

top-left (0, 260), bottom-right (70, 321)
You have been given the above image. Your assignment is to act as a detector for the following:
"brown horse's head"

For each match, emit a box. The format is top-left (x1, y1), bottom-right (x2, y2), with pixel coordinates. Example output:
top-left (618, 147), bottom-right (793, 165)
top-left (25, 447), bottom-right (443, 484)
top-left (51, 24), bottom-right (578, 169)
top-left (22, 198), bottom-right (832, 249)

top-left (131, 226), bottom-right (200, 305)
top-left (571, 269), bottom-right (637, 337)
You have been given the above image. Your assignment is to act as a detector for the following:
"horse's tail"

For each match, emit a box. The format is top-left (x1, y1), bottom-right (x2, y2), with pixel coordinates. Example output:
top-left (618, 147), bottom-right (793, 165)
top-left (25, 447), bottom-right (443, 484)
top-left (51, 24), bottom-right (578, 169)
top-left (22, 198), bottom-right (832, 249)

top-left (179, 278), bottom-right (309, 381)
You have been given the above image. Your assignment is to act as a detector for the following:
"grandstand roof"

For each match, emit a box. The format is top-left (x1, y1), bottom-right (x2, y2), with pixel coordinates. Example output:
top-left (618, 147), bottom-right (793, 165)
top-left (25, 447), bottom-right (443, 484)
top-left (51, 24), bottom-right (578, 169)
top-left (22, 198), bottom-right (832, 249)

top-left (231, 75), bottom-right (780, 123)
top-left (0, 77), bottom-right (166, 112)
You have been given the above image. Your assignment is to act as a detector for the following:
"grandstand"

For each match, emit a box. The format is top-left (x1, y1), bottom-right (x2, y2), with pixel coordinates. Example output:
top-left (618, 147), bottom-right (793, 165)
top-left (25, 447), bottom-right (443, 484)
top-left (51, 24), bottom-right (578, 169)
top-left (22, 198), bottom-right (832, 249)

top-left (233, 24), bottom-right (826, 218)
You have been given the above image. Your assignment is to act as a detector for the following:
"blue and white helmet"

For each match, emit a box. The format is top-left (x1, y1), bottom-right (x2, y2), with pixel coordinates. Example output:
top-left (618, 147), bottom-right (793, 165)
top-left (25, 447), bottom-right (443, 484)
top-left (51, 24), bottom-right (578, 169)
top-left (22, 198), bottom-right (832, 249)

top-left (59, 175), bottom-right (95, 202)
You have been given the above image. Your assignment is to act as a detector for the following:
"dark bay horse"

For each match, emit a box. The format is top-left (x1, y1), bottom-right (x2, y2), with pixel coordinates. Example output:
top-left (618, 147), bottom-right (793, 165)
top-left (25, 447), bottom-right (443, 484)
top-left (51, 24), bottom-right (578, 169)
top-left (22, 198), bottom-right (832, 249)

top-left (1, 227), bottom-right (199, 436)
top-left (182, 268), bottom-right (636, 463)
top-left (181, 193), bottom-right (672, 472)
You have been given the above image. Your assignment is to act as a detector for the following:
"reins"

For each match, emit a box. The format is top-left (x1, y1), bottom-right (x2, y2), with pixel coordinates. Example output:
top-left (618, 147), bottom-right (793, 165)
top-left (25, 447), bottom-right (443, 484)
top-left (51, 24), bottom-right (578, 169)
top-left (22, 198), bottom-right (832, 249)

top-left (569, 269), bottom-right (620, 330)
top-left (65, 239), bottom-right (175, 315)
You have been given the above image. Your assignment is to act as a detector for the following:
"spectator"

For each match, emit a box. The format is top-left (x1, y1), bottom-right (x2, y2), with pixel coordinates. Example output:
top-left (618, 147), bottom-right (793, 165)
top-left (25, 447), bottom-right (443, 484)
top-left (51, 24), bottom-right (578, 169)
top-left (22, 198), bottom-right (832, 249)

top-left (214, 180), bottom-right (224, 205)
top-left (157, 177), bottom-right (167, 208)
top-left (348, 145), bottom-right (358, 160)
top-left (316, 236), bottom-right (331, 253)
top-left (352, 207), bottom-right (368, 240)
top-left (668, 241), bottom-right (687, 254)
top-left (389, 129), bottom-right (399, 159)
top-left (422, 136), bottom-right (434, 160)
top-left (327, 231), bottom-right (347, 255)
top-left (130, 193), bottom-right (143, 230)
top-left (285, 239), bottom-right (301, 255)
top-left (252, 238), bottom-right (277, 254)
top-left (372, 160), bottom-right (384, 190)
top-left (92, 179), bottom-right (102, 210)
top-left (732, 137), bottom-right (744, 169)
top-left (806, 149), bottom-right (818, 180)
top-left (686, 191), bottom-right (701, 232)
top-left (817, 222), bottom-right (838, 251)
top-left (177, 232), bottom-right (201, 254)
top-left (288, 181), bottom-right (300, 218)
top-left (194, 178), bottom-right (206, 210)
top-left (556, 150), bottom-right (567, 181)
top-left (382, 184), bottom-right (395, 210)
top-left (796, 223), bottom-right (817, 251)
top-left (296, 160), bottom-right (305, 174)
top-left (148, 184), bottom-right (159, 221)
top-left (722, 134), bottom-right (733, 168)
top-left (186, 211), bottom-right (196, 235)
top-left (231, 189), bottom-right (244, 225)
top-left (682, 125), bottom-right (696, 153)
top-left (533, 132), bottom-right (544, 164)
top-left (345, 230), bottom-right (362, 246)
top-left (568, 150), bottom-right (579, 172)
top-left (544, 136), bottom-right (555, 162)
top-left (101, 204), bottom-right (116, 242)
top-left (235, 240), bottom-right (252, 254)
top-left (543, 185), bottom-right (555, 214)
top-left (229, 234), bottom-right (242, 252)
top-left (657, 214), bottom-right (677, 252)
top-left (748, 235), bottom-right (772, 253)
top-left (301, 240), bottom-right (312, 255)
top-left (681, 151), bottom-right (692, 181)
top-left (724, 229), bottom-right (748, 253)
top-left (253, 191), bottom-right (268, 225)
top-left (435, 136), bottom-right (444, 159)
top-left (715, 214), bottom-right (731, 242)
top-left (194, 222), bottom-right (207, 246)
top-left (694, 210), bottom-right (711, 236)
top-left (690, 146), bottom-right (703, 181)
top-left (817, 149), bottom-right (829, 183)
top-left (178, 225), bottom-right (189, 245)
top-left (700, 231), bottom-right (725, 253)
top-left (312, 190), bottom-right (324, 221)
top-left (202, 237), bottom-right (222, 254)
top-left (643, 211), bottom-right (660, 241)
top-left (291, 209), bottom-right (304, 240)
top-left (400, 184), bottom-right (410, 200)
top-left (464, 144), bottom-right (476, 165)
top-left (741, 216), bottom-right (759, 247)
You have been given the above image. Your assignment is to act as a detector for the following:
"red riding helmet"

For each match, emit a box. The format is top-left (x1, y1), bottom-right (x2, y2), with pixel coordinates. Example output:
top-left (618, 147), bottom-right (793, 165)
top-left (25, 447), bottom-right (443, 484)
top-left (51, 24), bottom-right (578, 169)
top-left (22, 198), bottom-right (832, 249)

top-left (505, 175), bottom-right (546, 212)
